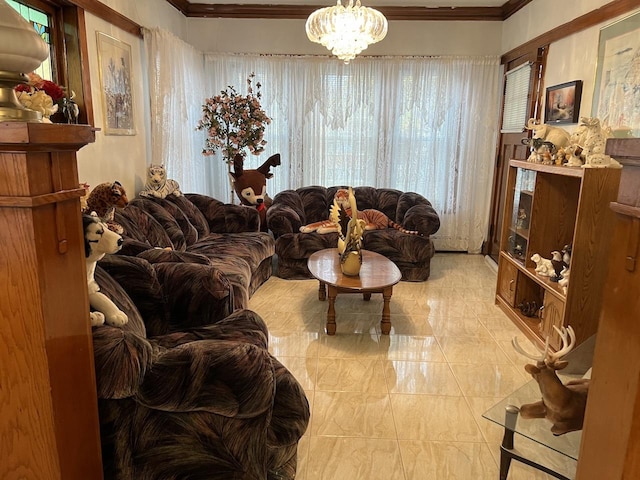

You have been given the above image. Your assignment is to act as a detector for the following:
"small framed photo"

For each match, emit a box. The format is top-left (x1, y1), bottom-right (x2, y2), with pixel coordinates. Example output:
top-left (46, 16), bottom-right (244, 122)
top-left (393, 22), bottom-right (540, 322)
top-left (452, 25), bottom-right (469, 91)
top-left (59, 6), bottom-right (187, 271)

top-left (544, 80), bottom-right (582, 124)
top-left (96, 32), bottom-right (135, 135)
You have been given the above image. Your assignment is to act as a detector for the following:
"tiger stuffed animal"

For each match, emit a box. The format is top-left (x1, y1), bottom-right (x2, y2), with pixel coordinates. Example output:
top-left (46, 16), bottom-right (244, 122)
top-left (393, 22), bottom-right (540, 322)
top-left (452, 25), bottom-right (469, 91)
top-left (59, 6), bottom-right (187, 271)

top-left (139, 164), bottom-right (183, 199)
top-left (299, 188), bottom-right (421, 235)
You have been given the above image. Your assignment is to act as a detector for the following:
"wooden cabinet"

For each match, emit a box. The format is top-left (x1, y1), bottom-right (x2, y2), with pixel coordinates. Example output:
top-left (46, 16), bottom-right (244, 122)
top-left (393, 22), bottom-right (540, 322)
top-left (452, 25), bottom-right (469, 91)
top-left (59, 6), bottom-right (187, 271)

top-left (495, 160), bottom-right (620, 350)
top-left (0, 123), bottom-right (103, 480)
top-left (576, 138), bottom-right (640, 479)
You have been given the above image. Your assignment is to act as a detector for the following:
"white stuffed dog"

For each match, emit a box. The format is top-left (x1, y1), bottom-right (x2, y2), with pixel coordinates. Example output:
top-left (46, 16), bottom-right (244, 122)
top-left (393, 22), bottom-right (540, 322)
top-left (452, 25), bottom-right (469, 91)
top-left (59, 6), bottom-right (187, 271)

top-left (531, 253), bottom-right (554, 277)
top-left (83, 213), bottom-right (128, 327)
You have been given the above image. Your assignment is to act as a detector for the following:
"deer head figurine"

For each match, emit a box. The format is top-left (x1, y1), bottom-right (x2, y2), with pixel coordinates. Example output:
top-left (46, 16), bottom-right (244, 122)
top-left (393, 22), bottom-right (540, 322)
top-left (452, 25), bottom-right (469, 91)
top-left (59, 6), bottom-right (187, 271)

top-left (512, 326), bottom-right (590, 436)
top-left (229, 153), bottom-right (281, 231)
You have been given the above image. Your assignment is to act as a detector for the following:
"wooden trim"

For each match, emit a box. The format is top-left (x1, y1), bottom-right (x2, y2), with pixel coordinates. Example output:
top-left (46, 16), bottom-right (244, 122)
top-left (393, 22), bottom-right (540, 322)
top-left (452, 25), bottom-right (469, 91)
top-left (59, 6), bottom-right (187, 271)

top-left (66, 0), bottom-right (142, 37)
top-left (501, 0), bottom-right (533, 19)
top-left (606, 138), bottom-right (640, 162)
top-left (0, 188), bottom-right (85, 208)
top-left (75, 7), bottom-right (95, 126)
top-left (181, 4), bottom-right (505, 20)
top-left (165, 0), bottom-right (190, 15)
top-left (502, 0), bottom-right (639, 63)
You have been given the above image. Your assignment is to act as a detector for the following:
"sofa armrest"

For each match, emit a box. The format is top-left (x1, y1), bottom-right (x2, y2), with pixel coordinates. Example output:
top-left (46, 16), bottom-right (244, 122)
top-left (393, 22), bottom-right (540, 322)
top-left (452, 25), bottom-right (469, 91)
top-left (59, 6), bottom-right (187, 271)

top-left (137, 339), bottom-right (275, 418)
top-left (186, 193), bottom-right (260, 233)
top-left (99, 254), bottom-right (234, 337)
top-left (402, 204), bottom-right (441, 236)
top-left (266, 203), bottom-right (303, 238)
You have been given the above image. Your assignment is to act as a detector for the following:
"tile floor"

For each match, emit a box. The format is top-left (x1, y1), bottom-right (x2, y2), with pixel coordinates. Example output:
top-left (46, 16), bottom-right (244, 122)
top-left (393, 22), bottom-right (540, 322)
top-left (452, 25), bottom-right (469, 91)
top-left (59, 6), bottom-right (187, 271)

top-left (248, 253), bottom-right (577, 480)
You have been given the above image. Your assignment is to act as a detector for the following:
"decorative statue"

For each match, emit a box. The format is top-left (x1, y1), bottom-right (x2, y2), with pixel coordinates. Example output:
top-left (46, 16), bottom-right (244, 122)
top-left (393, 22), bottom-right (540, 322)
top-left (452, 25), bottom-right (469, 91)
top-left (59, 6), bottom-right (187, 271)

top-left (330, 187), bottom-right (366, 276)
top-left (531, 253), bottom-right (554, 277)
top-left (512, 326), bottom-right (590, 436)
top-left (525, 118), bottom-right (571, 149)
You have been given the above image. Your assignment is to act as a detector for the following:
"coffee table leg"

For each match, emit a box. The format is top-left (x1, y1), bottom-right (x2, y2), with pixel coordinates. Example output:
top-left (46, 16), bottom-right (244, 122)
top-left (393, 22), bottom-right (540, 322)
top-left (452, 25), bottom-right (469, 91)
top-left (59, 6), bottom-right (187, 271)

top-left (326, 285), bottom-right (337, 335)
top-left (363, 292), bottom-right (372, 301)
top-left (381, 286), bottom-right (392, 335)
top-left (318, 281), bottom-right (326, 301)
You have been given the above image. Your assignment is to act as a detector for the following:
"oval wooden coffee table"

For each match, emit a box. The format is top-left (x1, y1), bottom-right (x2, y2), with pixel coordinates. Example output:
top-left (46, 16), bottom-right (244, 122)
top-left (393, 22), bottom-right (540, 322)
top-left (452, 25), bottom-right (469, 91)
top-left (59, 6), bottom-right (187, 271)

top-left (307, 248), bottom-right (402, 335)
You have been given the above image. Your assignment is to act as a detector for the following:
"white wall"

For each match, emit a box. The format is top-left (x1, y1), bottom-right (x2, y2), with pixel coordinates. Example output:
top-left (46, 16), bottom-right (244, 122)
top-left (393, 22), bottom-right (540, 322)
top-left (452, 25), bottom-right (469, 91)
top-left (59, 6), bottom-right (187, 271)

top-left (76, 0), bottom-right (186, 198)
top-left (186, 18), bottom-right (503, 56)
top-left (503, 0), bottom-right (639, 132)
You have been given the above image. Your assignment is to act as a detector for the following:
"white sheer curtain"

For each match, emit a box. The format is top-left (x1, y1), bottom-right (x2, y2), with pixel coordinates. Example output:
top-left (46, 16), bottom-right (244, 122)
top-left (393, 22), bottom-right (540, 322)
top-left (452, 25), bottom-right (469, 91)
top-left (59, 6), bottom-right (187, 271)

top-left (143, 28), bottom-right (211, 194)
top-left (143, 29), bottom-right (500, 251)
top-left (204, 54), bottom-right (500, 252)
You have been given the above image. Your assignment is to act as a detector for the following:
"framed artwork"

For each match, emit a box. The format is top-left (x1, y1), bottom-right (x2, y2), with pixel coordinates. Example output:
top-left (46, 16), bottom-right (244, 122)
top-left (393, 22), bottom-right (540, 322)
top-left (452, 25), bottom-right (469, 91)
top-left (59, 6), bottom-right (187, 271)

top-left (592, 10), bottom-right (640, 138)
top-left (96, 32), bottom-right (135, 135)
top-left (544, 80), bottom-right (582, 124)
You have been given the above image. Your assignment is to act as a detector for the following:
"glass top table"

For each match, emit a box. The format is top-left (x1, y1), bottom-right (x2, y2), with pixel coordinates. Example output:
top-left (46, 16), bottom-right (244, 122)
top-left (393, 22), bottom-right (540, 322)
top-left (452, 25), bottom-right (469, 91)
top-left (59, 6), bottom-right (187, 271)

top-left (483, 379), bottom-right (582, 460)
top-left (481, 335), bottom-right (594, 479)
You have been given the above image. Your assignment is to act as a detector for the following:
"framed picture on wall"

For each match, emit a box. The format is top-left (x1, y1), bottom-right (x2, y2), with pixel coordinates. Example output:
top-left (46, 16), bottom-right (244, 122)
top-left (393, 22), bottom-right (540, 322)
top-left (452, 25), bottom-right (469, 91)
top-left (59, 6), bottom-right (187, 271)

top-left (544, 80), bottom-right (582, 124)
top-left (96, 32), bottom-right (136, 136)
top-left (592, 10), bottom-right (640, 138)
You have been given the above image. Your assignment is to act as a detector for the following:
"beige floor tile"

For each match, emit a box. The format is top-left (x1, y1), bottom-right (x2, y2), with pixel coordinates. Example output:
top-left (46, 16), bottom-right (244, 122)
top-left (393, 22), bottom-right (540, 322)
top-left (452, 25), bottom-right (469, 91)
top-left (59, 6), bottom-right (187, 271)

top-left (465, 396), bottom-right (507, 445)
top-left (268, 331), bottom-right (321, 358)
top-left (398, 440), bottom-right (498, 480)
top-left (390, 394), bottom-right (484, 442)
top-left (306, 437), bottom-right (405, 480)
top-left (376, 314), bottom-right (434, 336)
top-left (277, 355), bottom-right (318, 394)
top-left (449, 363), bottom-right (529, 397)
top-left (381, 335), bottom-right (446, 362)
top-left (437, 336), bottom-right (513, 364)
top-left (315, 358), bottom-right (388, 393)
top-left (311, 391), bottom-right (396, 438)
top-left (383, 360), bottom-right (462, 396)
top-left (316, 333), bottom-right (384, 358)
top-left (428, 315), bottom-right (493, 338)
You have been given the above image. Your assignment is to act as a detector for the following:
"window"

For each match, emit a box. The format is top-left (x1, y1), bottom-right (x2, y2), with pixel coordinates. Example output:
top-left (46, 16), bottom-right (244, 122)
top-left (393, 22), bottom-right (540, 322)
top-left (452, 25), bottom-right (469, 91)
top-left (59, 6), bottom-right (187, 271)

top-left (501, 62), bottom-right (532, 133)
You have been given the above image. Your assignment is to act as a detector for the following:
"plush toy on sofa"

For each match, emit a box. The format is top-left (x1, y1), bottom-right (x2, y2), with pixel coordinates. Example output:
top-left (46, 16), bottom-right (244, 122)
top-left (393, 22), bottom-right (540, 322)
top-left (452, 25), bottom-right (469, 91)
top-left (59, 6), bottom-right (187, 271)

top-left (84, 180), bottom-right (129, 234)
top-left (300, 188), bottom-right (420, 235)
top-left (139, 164), bottom-right (183, 199)
top-left (229, 153), bottom-right (281, 231)
top-left (83, 213), bottom-right (128, 327)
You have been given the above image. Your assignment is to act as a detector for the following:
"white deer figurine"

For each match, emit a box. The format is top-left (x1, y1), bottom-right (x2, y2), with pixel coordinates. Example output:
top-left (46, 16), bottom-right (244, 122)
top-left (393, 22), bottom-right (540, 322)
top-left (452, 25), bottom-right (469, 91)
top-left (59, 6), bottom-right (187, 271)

top-left (512, 326), bottom-right (590, 435)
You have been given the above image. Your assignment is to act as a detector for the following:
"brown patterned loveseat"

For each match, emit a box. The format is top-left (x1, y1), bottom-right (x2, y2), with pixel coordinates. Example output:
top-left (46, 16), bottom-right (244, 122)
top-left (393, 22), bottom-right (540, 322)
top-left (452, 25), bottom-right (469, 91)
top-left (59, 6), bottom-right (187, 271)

top-left (93, 254), bottom-right (310, 479)
top-left (113, 193), bottom-right (274, 309)
top-left (267, 186), bottom-right (440, 281)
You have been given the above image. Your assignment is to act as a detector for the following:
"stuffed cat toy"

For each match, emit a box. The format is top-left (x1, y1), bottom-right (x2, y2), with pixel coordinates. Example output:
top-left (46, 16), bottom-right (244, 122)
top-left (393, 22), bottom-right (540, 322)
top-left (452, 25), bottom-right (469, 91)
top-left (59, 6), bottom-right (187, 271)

top-left (83, 213), bottom-right (128, 327)
top-left (139, 164), bottom-right (183, 199)
top-left (300, 188), bottom-right (421, 235)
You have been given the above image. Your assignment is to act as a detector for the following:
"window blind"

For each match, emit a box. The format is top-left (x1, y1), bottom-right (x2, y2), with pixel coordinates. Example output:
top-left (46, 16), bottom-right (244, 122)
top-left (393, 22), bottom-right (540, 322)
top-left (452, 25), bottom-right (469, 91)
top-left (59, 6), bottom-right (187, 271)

top-left (501, 62), bottom-right (532, 133)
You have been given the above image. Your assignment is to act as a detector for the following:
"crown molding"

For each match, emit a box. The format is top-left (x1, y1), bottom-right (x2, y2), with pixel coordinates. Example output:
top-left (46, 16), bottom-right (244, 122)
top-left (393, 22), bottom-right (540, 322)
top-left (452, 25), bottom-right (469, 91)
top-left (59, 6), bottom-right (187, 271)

top-left (166, 1), bottom-right (533, 21)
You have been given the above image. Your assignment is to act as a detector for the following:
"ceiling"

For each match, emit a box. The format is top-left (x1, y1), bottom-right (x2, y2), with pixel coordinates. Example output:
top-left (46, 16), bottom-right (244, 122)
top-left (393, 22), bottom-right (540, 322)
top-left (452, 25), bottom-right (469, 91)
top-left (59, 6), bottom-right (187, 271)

top-left (194, 1), bottom-right (508, 5)
top-left (166, 0), bottom-right (532, 20)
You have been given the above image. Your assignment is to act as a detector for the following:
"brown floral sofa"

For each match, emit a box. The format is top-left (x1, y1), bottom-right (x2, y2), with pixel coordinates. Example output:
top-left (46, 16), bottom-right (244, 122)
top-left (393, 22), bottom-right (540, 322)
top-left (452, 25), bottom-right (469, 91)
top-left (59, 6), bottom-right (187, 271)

top-left (113, 193), bottom-right (275, 309)
top-left (93, 254), bottom-right (310, 480)
top-left (267, 186), bottom-right (440, 281)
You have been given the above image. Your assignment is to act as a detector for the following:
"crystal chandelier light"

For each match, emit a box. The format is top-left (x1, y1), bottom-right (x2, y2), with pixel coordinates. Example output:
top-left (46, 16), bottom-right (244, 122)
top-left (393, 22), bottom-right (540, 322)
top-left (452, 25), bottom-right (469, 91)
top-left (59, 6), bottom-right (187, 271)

top-left (305, 0), bottom-right (388, 64)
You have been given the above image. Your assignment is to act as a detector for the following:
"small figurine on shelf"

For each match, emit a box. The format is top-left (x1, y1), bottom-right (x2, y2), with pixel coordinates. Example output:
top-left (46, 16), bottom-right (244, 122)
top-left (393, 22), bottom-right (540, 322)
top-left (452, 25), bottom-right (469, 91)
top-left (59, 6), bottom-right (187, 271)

top-left (516, 208), bottom-right (528, 229)
top-left (550, 250), bottom-right (567, 282)
top-left (531, 253), bottom-right (554, 277)
top-left (62, 92), bottom-right (79, 124)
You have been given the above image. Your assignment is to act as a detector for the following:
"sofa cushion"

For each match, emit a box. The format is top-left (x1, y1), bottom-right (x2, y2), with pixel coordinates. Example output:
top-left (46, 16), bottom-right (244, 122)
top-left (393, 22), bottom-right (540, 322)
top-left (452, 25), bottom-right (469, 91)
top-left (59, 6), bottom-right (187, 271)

top-left (130, 198), bottom-right (187, 251)
top-left (165, 194), bottom-right (211, 238)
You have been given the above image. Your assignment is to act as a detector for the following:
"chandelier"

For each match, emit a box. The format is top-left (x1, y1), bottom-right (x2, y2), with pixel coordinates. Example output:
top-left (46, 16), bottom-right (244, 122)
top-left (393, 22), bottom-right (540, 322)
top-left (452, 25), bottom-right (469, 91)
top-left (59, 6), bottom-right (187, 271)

top-left (305, 0), bottom-right (388, 64)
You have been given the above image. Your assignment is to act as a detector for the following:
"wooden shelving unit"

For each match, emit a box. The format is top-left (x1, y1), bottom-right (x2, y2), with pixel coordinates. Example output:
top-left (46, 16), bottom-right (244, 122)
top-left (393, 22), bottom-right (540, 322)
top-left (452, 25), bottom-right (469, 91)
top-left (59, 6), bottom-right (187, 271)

top-left (495, 159), bottom-right (621, 350)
